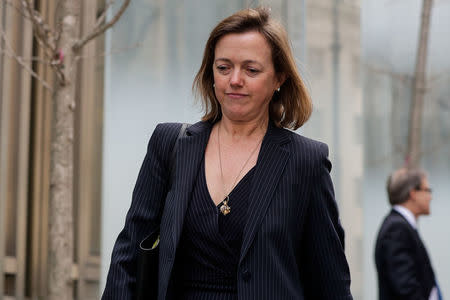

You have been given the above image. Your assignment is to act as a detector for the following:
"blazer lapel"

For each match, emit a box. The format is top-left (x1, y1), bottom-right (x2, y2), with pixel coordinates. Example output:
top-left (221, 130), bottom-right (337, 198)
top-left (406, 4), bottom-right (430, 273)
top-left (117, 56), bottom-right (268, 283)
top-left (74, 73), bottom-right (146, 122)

top-left (171, 121), bottom-right (212, 249)
top-left (239, 123), bottom-right (291, 264)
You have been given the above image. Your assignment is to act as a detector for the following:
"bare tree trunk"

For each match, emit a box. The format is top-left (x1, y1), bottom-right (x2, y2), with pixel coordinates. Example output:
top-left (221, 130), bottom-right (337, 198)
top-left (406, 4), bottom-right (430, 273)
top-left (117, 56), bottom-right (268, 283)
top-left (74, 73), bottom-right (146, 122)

top-left (407, 0), bottom-right (433, 168)
top-left (3, 1), bottom-right (130, 298)
top-left (48, 2), bottom-right (80, 300)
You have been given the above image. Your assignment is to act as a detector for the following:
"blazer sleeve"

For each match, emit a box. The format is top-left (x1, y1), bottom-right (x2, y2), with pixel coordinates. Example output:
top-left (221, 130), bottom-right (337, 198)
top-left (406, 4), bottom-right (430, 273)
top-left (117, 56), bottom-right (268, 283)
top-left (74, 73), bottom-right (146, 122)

top-left (379, 224), bottom-right (425, 300)
top-left (300, 143), bottom-right (353, 300)
top-left (102, 123), bottom-right (181, 300)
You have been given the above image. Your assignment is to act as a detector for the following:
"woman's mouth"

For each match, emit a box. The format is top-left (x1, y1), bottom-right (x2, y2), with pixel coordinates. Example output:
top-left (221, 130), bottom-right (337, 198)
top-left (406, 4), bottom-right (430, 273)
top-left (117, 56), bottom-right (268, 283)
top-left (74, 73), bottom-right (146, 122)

top-left (225, 93), bottom-right (248, 99)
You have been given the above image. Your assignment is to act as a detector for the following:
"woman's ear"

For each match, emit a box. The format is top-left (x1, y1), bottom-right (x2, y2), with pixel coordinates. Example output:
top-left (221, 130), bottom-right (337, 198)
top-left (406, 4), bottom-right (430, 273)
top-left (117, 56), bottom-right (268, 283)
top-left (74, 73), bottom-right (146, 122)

top-left (277, 73), bottom-right (287, 88)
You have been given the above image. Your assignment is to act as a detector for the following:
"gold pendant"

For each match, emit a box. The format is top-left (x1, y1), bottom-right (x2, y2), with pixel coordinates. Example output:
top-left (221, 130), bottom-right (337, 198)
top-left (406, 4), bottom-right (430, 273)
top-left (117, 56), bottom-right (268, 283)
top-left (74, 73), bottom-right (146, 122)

top-left (220, 197), bottom-right (231, 215)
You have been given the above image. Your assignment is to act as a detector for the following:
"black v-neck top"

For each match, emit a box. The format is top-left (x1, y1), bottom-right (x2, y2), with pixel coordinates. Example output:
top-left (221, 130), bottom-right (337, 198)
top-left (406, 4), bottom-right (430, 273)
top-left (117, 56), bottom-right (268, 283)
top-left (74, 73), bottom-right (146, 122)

top-left (174, 159), bottom-right (255, 299)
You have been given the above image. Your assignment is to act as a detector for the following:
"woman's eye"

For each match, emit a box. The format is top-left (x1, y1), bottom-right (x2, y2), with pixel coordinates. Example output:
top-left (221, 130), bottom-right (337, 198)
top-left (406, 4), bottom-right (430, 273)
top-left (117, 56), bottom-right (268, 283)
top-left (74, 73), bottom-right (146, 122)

top-left (247, 68), bottom-right (260, 74)
top-left (216, 65), bottom-right (229, 72)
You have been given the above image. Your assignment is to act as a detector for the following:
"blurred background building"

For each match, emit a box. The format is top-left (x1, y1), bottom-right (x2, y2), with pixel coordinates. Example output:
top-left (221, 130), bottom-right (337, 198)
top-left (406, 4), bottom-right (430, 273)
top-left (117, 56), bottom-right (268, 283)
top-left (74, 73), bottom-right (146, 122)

top-left (0, 0), bottom-right (449, 299)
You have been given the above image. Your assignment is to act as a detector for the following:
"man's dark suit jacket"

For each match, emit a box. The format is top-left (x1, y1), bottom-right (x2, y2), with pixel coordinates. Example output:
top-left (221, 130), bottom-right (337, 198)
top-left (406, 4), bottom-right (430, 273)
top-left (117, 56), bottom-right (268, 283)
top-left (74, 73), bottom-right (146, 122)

top-left (102, 121), bottom-right (352, 300)
top-left (375, 209), bottom-right (436, 300)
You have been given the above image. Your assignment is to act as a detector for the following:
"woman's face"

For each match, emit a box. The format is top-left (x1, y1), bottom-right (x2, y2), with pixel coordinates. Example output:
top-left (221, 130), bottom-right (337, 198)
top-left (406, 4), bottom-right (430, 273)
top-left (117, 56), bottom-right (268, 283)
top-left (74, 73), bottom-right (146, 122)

top-left (213, 31), bottom-right (282, 123)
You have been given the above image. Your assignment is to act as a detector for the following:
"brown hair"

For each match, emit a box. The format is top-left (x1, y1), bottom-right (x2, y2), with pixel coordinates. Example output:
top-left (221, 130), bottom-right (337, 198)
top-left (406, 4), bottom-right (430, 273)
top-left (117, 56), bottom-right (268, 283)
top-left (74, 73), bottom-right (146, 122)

top-left (193, 7), bottom-right (312, 130)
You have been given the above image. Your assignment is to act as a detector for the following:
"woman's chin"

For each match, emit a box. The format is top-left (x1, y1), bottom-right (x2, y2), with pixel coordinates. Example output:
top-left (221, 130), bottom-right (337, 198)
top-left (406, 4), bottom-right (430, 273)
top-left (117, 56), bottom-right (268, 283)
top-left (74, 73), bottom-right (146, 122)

top-left (222, 111), bottom-right (253, 122)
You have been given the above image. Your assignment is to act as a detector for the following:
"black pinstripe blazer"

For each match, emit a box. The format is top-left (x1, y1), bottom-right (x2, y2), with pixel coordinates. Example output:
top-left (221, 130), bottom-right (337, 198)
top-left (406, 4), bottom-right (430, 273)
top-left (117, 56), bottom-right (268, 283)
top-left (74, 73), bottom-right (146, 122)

top-left (102, 121), bottom-right (352, 300)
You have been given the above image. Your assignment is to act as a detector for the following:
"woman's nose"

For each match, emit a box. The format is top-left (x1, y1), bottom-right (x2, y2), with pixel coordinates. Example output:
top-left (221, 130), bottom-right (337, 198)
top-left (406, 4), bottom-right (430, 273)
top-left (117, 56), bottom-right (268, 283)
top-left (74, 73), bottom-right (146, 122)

top-left (230, 69), bottom-right (243, 87)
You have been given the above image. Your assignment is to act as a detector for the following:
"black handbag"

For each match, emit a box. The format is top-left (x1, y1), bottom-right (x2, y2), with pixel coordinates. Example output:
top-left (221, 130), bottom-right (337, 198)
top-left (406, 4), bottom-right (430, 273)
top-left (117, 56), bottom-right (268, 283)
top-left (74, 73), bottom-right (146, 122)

top-left (135, 123), bottom-right (189, 300)
top-left (136, 228), bottom-right (160, 300)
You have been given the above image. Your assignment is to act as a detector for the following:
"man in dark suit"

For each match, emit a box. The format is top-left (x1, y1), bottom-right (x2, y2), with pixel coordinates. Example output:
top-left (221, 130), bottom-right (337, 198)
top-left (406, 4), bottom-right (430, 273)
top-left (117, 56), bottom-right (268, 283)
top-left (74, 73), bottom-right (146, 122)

top-left (375, 168), bottom-right (442, 300)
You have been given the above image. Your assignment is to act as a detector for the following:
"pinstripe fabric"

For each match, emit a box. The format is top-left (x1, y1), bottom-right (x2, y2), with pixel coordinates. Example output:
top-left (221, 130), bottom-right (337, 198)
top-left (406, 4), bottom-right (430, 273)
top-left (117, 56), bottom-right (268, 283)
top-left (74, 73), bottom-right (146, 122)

top-left (177, 289), bottom-right (237, 300)
top-left (174, 159), bottom-right (254, 299)
top-left (102, 123), bottom-right (182, 300)
top-left (102, 121), bottom-right (352, 300)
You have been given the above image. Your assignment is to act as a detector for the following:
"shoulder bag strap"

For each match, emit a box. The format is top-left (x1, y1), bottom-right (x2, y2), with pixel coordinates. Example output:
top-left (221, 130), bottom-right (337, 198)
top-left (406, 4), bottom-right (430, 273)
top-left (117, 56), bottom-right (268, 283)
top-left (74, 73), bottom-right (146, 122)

top-left (168, 123), bottom-right (189, 187)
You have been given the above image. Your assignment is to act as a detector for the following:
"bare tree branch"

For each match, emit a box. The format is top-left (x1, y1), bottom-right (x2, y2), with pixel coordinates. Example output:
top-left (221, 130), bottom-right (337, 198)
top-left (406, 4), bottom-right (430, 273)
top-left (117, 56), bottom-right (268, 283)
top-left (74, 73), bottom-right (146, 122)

top-left (0, 26), bottom-right (53, 92)
top-left (0, 48), bottom-right (52, 65)
top-left (74, 41), bottom-right (142, 61)
top-left (20, 0), bottom-right (57, 52)
top-left (33, 30), bottom-right (57, 60)
top-left (406, 0), bottom-right (434, 168)
top-left (1, 0), bottom-right (34, 22)
top-left (28, 31), bottom-right (66, 85)
top-left (94, 0), bottom-right (115, 29)
top-left (18, 0), bottom-right (66, 85)
top-left (94, 10), bottom-right (107, 29)
top-left (73, 0), bottom-right (131, 51)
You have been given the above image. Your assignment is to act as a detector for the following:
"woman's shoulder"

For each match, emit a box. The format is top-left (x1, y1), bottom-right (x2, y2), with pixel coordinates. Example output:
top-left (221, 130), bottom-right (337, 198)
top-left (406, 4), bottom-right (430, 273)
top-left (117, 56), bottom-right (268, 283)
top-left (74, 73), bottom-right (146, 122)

top-left (153, 122), bottom-right (185, 134)
top-left (283, 130), bottom-right (332, 175)
top-left (147, 122), bottom-right (187, 151)
top-left (284, 129), bottom-right (329, 158)
top-left (153, 121), bottom-right (210, 136)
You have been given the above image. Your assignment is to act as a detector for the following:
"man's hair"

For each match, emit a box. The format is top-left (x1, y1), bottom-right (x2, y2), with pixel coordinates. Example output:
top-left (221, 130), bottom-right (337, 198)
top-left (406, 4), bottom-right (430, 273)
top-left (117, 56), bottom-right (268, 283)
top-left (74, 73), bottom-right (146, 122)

top-left (386, 168), bottom-right (427, 205)
top-left (193, 7), bottom-right (312, 130)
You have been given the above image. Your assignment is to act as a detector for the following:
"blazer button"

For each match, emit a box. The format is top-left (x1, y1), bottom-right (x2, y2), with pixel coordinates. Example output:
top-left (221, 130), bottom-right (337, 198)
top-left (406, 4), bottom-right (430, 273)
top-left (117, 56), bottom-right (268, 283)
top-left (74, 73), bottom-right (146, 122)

top-left (241, 270), bottom-right (251, 282)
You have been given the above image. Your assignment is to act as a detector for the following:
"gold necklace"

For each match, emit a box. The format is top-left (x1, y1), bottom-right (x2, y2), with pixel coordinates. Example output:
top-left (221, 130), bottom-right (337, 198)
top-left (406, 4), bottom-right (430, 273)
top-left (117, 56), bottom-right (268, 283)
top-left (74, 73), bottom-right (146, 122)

top-left (217, 122), bottom-right (263, 216)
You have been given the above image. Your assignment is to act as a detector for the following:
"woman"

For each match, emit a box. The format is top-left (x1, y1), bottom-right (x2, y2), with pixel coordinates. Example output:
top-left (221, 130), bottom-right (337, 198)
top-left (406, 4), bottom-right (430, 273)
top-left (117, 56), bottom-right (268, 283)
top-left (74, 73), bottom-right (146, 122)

top-left (103, 7), bottom-right (352, 300)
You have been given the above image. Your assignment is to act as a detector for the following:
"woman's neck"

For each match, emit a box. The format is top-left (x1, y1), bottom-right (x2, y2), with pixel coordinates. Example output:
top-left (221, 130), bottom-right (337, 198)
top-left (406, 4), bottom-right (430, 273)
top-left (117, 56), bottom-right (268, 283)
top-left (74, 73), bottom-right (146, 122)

top-left (218, 116), bottom-right (268, 143)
